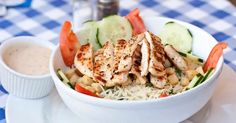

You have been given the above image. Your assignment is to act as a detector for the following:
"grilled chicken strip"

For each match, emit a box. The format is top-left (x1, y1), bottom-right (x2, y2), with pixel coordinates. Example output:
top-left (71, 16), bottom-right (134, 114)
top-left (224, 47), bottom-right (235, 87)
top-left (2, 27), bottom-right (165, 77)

top-left (74, 44), bottom-right (93, 78)
top-left (112, 72), bottom-right (130, 85)
top-left (145, 32), bottom-right (166, 75)
top-left (112, 39), bottom-right (130, 85)
top-left (119, 34), bottom-right (144, 70)
top-left (93, 42), bottom-right (115, 87)
top-left (114, 34), bottom-right (145, 73)
top-left (112, 34), bottom-right (145, 85)
top-left (130, 45), bottom-right (147, 84)
top-left (140, 38), bottom-right (150, 76)
top-left (164, 45), bottom-right (188, 71)
top-left (114, 39), bottom-right (131, 73)
top-left (127, 33), bottom-right (145, 55)
top-left (145, 32), bottom-right (167, 88)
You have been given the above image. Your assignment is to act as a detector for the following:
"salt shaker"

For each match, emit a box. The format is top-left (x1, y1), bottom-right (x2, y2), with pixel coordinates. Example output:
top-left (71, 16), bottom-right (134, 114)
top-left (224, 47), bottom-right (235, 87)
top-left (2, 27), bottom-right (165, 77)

top-left (0, 0), bottom-right (7, 16)
top-left (72, 0), bottom-right (93, 30)
top-left (96, 0), bottom-right (119, 20)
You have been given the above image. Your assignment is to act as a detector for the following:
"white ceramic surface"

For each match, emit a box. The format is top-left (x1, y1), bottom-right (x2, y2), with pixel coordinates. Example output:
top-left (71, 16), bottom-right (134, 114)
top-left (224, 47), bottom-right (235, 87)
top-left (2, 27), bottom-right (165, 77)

top-left (0, 36), bottom-right (55, 99)
top-left (50, 16), bottom-right (224, 123)
top-left (6, 65), bottom-right (236, 123)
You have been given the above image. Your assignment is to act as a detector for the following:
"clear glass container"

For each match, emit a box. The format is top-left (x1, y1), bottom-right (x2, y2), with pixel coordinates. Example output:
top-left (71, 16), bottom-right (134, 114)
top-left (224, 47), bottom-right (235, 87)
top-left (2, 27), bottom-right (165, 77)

top-left (72, 0), bottom-right (93, 30)
top-left (72, 0), bottom-right (120, 28)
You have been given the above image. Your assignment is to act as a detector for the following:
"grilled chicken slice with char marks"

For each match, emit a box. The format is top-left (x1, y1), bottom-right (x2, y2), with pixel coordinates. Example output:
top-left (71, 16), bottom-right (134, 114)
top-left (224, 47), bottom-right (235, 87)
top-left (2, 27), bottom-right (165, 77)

top-left (112, 39), bottom-right (130, 85)
top-left (130, 45), bottom-right (147, 84)
top-left (117, 34), bottom-right (145, 72)
top-left (140, 38), bottom-right (150, 76)
top-left (145, 32), bottom-right (167, 88)
top-left (112, 72), bottom-right (130, 85)
top-left (93, 42), bottom-right (115, 87)
top-left (112, 34), bottom-right (145, 85)
top-left (74, 44), bottom-right (93, 78)
top-left (164, 45), bottom-right (188, 71)
top-left (114, 39), bottom-right (131, 73)
top-left (126, 33), bottom-right (145, 55)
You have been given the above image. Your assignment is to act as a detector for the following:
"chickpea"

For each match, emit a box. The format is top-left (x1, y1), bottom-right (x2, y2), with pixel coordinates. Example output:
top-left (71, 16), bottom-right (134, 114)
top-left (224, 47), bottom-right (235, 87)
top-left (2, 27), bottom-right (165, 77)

top-left (91, 83), bottom-right (103, 93)
top-left (166, 67), bottom-right (175, 75)
top-left (168, 73), bottom-right (179, 85)
top-left (69, 74), bottom-right (80, 86)
top-left (185, 70), bottom-right (198, 80)
top-left (173, 84), bottom-right (183, 93)
top-left (81, 75), bottom-right (94, 86)
top-left (65, 68), bottom-right (76, 79)
top-left (180, 77), bottom-right (189, 86)
top-left (85, 86), bottom-right (95, 93)
top-left (75, 69), bottom-right (83, 77)
top-left (195, 66), bottom-right (204, 75)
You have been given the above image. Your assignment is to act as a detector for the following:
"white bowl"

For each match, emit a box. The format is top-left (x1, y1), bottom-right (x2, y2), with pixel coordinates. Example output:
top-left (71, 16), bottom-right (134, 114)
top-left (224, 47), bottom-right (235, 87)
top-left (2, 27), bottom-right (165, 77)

top-left (0, 36), bottom-right (55, 99)
top-left (50, 17), bottom-right (224, 123)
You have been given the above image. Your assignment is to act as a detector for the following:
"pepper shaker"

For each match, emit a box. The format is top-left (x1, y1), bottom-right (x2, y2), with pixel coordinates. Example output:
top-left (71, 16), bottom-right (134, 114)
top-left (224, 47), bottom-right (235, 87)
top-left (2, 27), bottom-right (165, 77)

top-left (95, 0), bottom-right (119, 20)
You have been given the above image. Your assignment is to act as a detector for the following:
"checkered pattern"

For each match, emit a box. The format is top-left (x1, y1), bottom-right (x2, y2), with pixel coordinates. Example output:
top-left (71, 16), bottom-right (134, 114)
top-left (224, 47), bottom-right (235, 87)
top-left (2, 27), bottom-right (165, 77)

top-left (0, 0), bottom-right (70, 45)
top-left (0, 0), bottom-right (236, 122)
top-left (119, 0), bottom-right (236, 71)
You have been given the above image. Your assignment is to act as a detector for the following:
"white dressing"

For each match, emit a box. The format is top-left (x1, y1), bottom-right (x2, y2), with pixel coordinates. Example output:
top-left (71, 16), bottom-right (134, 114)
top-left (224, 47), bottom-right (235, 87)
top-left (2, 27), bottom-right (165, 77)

top-left (3, 43), bottom-right (51, 76)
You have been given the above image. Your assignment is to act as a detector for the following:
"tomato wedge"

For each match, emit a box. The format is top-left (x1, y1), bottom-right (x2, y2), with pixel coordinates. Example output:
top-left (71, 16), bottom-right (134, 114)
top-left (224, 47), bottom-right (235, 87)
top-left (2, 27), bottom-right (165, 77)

top-left (126, 8), bottom-right (146, 35)
top-left (159, 93), bottom-right (168, 98)
top-left (203, 42), bottom-right (228, 72)
top-left (75, 83), bottom-right (99, 97)
top-left (60, 21), bottom-right (80, 67)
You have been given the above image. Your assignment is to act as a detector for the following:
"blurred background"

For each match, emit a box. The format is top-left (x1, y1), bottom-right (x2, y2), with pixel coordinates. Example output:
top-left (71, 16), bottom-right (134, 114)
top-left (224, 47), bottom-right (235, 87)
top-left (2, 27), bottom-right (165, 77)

top-left (0, 0), bottom-right (236, 122)
top-left (229, 0), bottom-right (236, 5)
top-left (0, 0), bottom-right (235, 69)
top-left (0, 0), bottom-right (236, 69)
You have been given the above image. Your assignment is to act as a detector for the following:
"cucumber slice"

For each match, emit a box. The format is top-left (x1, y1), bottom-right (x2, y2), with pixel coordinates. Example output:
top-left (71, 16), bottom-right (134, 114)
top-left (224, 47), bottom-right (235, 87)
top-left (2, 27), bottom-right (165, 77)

top-left (187, 73), bottom-right (203, 89)
top-left (201, 68), bottom-right (214, 83)
top-left (57, 69), bottom-right (73, 88)
top-left (57, 69), bottom-right (69, 83)
top-left (193, 75), bottom-right (204, 88)
top-left (189, 68), bottom-right (215, 88)
top-left (160, 21), bottom-right (193, 53)
top-left (76, 21), bottom-right (101, 50)
top-left (98, 15), bottom-right (132, 45)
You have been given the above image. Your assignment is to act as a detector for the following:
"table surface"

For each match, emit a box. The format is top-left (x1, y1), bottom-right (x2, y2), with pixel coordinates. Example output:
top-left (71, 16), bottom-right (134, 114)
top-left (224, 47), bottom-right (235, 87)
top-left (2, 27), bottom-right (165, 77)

top-left (0, 0), bottom-right (236, 122)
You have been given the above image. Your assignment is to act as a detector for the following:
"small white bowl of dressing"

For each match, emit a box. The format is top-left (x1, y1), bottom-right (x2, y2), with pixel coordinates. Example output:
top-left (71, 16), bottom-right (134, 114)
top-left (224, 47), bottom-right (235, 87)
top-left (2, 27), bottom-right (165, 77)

top-left (0, 36), bottom-right (55, 99)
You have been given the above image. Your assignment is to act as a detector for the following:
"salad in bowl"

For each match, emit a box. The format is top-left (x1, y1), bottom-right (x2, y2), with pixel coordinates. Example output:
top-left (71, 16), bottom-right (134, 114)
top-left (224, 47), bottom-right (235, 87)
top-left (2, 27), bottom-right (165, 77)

top-left (50, 8), bottom-right (227, 123)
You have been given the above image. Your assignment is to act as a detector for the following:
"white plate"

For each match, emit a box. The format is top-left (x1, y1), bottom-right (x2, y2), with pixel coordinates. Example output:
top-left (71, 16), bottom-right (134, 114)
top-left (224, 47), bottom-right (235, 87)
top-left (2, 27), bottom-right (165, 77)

top-left (5, 64), bottom-right (236, 123)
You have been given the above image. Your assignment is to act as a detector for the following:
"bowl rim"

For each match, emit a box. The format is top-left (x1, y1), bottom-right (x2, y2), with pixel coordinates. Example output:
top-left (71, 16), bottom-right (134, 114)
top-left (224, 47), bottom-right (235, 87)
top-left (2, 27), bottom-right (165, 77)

top-left (50, 16), bottom-right (224, 105)
top-left (0, 36), bottom-right (55, 79)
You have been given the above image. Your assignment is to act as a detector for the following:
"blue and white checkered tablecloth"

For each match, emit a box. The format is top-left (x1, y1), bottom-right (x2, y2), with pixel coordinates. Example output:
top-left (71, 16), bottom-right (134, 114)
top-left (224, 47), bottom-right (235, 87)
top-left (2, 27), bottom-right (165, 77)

top-left (0, 0), bottom-right (236, 122)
